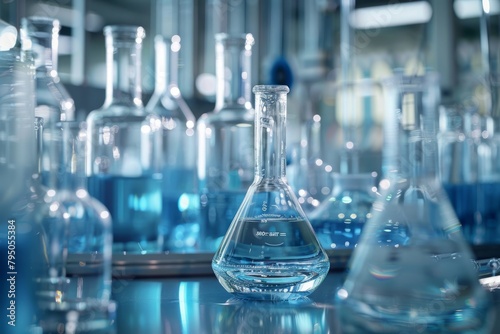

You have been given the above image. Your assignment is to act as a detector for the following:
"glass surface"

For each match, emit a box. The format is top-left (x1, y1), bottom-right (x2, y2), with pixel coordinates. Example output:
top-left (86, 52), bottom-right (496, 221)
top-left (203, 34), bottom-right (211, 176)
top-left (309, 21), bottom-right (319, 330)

top-left (337, 72), bottom-right (493, 332)
top-left (86, 25), bottom-right (163, 254)
top-left (197, 33), bottom-right (255, 252)
top-left (146, 35), bottom-right (199, 252)
top-left (212, 85), bottom-right (330, 301)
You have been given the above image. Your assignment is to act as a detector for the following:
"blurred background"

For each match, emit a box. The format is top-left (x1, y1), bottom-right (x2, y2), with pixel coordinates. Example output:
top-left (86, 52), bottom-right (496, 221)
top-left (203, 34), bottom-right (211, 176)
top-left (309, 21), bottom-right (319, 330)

top-left (0, 0), bottom-right (495, 116)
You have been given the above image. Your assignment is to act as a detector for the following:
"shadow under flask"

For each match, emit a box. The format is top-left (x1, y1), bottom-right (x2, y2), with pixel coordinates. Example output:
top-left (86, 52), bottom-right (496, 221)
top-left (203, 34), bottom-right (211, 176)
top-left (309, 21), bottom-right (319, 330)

top-left (336, 73), bottom-right (493, 333)
top-left (212, 85), bottom-right (330, 301)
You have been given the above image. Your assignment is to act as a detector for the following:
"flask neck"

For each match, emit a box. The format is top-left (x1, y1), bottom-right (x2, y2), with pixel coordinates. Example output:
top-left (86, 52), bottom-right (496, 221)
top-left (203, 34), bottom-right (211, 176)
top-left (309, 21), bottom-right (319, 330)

top-left (46, 122), bottom-right (88, 191)
top-left (154, 35), bottom-right (179, 93)
top-left (253, 86), bottom-right (290, 181)
top-left (21, 17), bottom-right (60, 73)
top-left (383, 73), bottom-right (440, 182)
top-left (215, 33), bottom-right (254, 111)
top-left (103, 26), bottom-right (145, 109)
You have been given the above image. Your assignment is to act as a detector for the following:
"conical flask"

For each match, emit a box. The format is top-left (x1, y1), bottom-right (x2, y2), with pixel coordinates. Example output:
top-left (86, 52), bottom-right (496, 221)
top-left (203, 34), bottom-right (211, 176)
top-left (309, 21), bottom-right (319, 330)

top-left (212, 85), bottom-right (330, 301)
top-left (336, 73), bottom-right (493, 332)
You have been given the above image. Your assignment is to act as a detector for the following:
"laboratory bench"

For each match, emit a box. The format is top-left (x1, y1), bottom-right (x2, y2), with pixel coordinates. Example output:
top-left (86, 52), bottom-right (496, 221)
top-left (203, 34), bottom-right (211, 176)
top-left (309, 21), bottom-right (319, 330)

top-left (97, 246), bottom-right (500, 334)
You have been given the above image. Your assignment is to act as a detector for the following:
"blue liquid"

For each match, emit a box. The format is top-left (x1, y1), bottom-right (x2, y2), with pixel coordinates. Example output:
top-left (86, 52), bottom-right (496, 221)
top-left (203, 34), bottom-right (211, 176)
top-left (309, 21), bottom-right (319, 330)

top-left (312, 219), bottom-right (365, 249)
top-left (212, 218), bottom-right (330, 300)
top-left (88, 174), bottom-right (162, 251)
top-left (443, 182), bottom-right (500, 244)
top-left (200, 190), bottom-right (246, 251)
top-left (161, 167), bottom-right (200, 251)
top-left (309, 189), bottom-right (374, 250)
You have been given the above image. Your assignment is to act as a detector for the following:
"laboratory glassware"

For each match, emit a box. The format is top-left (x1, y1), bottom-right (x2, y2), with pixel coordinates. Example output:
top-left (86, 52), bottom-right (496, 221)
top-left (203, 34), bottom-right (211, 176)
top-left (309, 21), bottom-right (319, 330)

top-left (20, 16), bottom-right (75, 184)
top-left (0, 46), bottom-right (41, 332)
top-left (146, 35), bottom-right (199, 252)
top-left (309, 173), bottom-right (376, 250)
top-left (86, 26), bottom-right (163, 254)
top-left (197, 33), bottom-right (255, 251)
top-left (33, 119), bottom-right (114, 331)
top-left (336, 73), bottom-right (493, 333)
top-left (212, 85), bottom-right (330, 301)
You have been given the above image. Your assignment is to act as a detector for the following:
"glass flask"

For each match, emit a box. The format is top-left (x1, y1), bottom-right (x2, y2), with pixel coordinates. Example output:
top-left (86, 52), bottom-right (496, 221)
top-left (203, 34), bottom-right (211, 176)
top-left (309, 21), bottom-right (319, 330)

top-left (336, 73), bottom-right (493, 333)
top-left (20, 16), bottom-right (75, 184)
top-left (197, 33), bottom-right (255, 251)
top-left (212, 85), bottom-right (330, 301)
top-left (146, 35), bottom-right (199, 252)
top-left (309, 173), bottom-right (376, 250)
top-left (438, 105), bottom-right (479, 243)
top-left (86, 26), bottom-right (163, 254)
top-left (32, 120), bottom-right (114, 332)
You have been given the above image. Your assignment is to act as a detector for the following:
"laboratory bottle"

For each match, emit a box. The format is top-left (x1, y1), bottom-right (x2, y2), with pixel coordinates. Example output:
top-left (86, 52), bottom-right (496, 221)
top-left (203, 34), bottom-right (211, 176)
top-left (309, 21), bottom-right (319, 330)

top-left (197, 33), bottom-right (255, 251)
top-left (86, 26), bottom-right (163, 254)
top-left (20, 16), bottom-right (75, 184)
top-left (309, 173), bottom-right (376, 250)
top-left (31, 119), bottom-right (114, 332)
top-left (336, 73), bottom-right (493, 333)
top-left (212, 85), bottom-right (330, 301)
top-left (146, 35), bottom-right (199, 252)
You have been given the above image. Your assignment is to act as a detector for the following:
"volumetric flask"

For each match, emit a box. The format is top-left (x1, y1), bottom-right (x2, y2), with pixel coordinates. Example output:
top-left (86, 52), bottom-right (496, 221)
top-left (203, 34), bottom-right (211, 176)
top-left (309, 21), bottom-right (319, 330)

top-left (336, 72), bottom-right (493, 333)
top-left (212, 85), bottom-right (330, 301)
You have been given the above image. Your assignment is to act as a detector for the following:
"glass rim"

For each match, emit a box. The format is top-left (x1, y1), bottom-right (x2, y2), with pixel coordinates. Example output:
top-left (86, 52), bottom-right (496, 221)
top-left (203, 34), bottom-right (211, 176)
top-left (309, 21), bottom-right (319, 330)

top-left (104, 25), bottom-right (145, 39)
top-left (252, 85), bottom-right (290, 94)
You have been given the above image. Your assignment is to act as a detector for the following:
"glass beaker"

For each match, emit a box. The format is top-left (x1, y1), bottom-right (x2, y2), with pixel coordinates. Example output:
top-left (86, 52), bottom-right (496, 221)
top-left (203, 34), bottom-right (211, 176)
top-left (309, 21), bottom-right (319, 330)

top-left (336, 73), bottom-right (493, 332)
top-left (212, 85), bottom-right (330, 301)
top-left (86, 26), bottom-right (163, 254)
top-left (20, 16), bottom-right (75, 185)
top-left (197, 33), bottom-right (255, 251)
top-left (146, 35), bottom-right (199, 252)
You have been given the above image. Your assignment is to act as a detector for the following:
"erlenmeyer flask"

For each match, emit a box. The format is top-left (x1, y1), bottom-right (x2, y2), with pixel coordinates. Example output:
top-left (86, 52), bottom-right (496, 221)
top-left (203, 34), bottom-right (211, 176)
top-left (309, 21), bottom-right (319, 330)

top-left (212, 85), bottom-right (330, 301)
top-left (146, 35), bottom-right (199, 252)
top-left (336, 73), bottom-right (493, 332)
top-left (309, 173), bottom-right (376, 250)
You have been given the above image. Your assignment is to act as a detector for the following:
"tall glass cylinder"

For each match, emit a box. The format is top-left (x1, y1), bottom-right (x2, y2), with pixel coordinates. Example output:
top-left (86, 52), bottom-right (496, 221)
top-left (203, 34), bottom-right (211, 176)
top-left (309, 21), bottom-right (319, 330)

top-left (212, 85), bottom-right (330, 301)
top-left (86, 26), bottom-right (163, 254)
top-left (197, 33), bottom-right (255, 251)
top-left (336, 73), bottom-right (493, 332)
top-left (146, 35), bottom-right (199, 252)
top-left (0, 47), bottom-right (40, 332)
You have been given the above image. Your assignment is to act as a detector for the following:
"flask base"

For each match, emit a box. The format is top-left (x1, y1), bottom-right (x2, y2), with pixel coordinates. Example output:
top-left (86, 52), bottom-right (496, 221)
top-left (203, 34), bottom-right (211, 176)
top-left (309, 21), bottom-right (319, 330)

top-left (336, 297), bottom-right (493, 334)
top-left (212, 262), bottom-right (330, 301)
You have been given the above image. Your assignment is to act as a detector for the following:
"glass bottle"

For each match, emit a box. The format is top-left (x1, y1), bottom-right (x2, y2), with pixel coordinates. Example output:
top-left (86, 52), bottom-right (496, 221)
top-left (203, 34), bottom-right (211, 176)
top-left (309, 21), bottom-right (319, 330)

top-left (309, 173), bottom-right (376, 250)
top-left (212, 85), bottom-right (330, 301)
top-left (146, 35), bottom-right (199, 252)
top-left (20, 16), bottom-right (75, 185)
top-left (33, 120), bottom-right (114, 332)
top-left (336, 73), bottom-right (493, 332)
top-left (86, 26), bottom-right (163, 254)
top-left (197, 33), bottom-right (255, 251)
